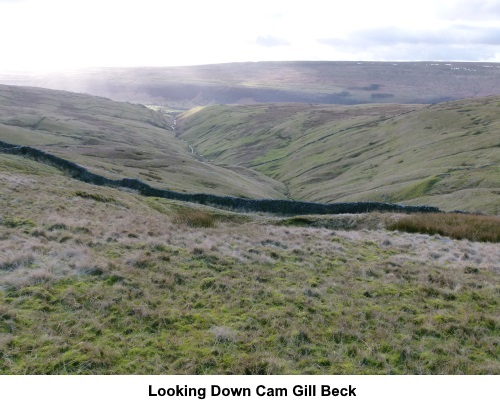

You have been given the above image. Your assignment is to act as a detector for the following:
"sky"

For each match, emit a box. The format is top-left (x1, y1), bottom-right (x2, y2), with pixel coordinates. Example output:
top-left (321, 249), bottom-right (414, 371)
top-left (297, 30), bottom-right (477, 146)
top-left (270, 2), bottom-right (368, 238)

top-left (2, 0), bottom-right (500, 71)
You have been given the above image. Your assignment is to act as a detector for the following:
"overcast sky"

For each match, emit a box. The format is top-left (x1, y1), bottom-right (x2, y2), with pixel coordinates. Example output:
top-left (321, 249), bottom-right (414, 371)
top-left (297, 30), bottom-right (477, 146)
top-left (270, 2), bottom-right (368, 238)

top-left (2, 0), bottom-right (500, 71)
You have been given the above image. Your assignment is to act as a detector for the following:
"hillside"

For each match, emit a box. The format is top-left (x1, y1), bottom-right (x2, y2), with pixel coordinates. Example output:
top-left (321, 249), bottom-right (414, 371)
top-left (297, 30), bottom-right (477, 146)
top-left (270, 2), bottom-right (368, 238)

top-left (0, 82), bottom-right (499, 375)
top-left (178, 98), bottom-right (500, 214)
top-left (2, 61), bottom-right (500, 107)
top-left (0, 85), bottom-right (285, 199)
top-left (1, 85), bottom-right (498, 214)
top-left (1, 152), bottom-right (499, 374)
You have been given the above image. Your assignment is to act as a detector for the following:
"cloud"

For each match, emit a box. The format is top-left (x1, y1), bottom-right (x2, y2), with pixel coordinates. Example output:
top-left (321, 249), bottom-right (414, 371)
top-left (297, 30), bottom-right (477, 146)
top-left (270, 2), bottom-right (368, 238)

top-left (255, 35), bottom-right (290, 47)
top-left (317, 38), bottom-right (497, 62)
top-left (383, 44), bottom-right (496, 62)
top-left (321, 25), bottom-right (500, 47)
top-left (3, 0), bottom-right (500, 69)
top-left (313, 1), bottom-right (500, 62)
top-left (437, 0), bottom-right (500, 21)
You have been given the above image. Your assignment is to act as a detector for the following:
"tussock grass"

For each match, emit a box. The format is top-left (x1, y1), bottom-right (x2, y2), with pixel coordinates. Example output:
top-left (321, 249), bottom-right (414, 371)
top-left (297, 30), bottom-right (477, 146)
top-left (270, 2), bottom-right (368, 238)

top-left (387, 213), bottom-right (500, 243)
top-left (0, 253), bottom-right (36, 271)
top-left (277, 213), bottom-right (387, 231)
top-left (1, 216), bottom-right (35, 229)
top-left (0, 156), bottom-right (499, 375)
top-left (173, 207), bottom-right (217, 228)
top-left (75, 191), bottom-right (117, 204)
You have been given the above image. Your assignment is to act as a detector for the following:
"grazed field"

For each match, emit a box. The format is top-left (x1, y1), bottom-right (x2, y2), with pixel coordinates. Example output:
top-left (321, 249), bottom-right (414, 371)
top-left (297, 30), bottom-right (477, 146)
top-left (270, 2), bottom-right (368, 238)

top-left (178, 98), bottom-right (500, 214)
top-left (1, 154), bottom-right (498, 374)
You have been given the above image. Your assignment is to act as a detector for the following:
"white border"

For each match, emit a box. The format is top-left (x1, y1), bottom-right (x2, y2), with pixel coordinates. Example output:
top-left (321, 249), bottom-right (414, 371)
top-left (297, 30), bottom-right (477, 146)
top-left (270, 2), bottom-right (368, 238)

top-left (1, 375), bottom-right (497, 405)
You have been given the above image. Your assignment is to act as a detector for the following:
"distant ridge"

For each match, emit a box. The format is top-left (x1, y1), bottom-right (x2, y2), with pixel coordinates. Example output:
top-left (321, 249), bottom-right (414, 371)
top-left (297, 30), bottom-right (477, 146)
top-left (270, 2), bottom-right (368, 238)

top-left (2, 61), bottom-right (500, 106)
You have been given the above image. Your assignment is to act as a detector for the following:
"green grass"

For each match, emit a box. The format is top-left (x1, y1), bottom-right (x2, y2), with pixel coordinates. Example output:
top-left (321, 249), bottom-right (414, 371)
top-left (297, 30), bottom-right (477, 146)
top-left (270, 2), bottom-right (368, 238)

top-left (1, 217), bottom-right (35, 229)
top-left (0, 84), bottom-right (499, 374)
top-left (390, 176), bottom-right (441, 202)
top-left (74, 191), bottom-right (118, 204)
top-left (0, 154), bottom-right (498, 374)
top-left (2, 84), bottom-right (499, 214)
top-left (178, 98), bottom-right (500, 214)
top-left (0, 84), bottom-right (286, 200)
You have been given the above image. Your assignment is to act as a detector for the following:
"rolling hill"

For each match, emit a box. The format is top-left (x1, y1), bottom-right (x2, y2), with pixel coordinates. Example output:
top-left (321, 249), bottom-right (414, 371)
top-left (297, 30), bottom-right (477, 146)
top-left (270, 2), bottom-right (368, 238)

top-left (1, 84), bottom-right (498, 214)
top-left (178, 98), bottom-right (500, 214)
top-left (0, 82), bottom-right (499, 375)
top-left (2, 61), bottom-right (500, 107)
top-left (0, 84), bottom-right (285, 199)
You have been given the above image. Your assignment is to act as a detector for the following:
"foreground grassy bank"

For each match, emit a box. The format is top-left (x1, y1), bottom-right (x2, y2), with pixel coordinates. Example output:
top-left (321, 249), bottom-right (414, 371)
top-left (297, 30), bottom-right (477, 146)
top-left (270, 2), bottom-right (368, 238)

top-left (1, 155), bottom-right (498, 374)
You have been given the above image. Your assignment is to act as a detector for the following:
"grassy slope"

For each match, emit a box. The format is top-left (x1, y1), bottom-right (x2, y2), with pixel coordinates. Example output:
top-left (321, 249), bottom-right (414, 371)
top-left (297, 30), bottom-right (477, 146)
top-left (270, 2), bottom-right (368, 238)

top-left (2, 61), bottom-right (500, 107)
top-left (1, 153), bottom-right (499, 374)
top-left (178, 98), bottom-right (500, 214)
top-left (0, 85), bottom-right (286, 199)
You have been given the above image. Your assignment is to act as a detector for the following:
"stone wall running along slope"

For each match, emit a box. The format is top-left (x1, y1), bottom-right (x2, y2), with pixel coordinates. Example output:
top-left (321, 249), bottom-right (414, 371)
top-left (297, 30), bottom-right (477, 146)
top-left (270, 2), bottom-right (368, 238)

top-left (0, 140), bottom-right (442, 215)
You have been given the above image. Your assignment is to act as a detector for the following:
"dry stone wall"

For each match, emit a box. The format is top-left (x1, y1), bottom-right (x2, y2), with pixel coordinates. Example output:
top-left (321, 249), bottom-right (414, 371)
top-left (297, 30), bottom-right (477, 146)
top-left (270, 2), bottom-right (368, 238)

top-left (0, 140), bottom-right (442, 215)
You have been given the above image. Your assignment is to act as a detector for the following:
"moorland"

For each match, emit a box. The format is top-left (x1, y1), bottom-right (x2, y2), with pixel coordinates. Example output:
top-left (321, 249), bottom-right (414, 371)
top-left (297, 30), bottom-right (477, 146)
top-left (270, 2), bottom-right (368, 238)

top-left (0, 62), bottom-right (499, 374)
top-left (3, 61), bottom-right (500, 107)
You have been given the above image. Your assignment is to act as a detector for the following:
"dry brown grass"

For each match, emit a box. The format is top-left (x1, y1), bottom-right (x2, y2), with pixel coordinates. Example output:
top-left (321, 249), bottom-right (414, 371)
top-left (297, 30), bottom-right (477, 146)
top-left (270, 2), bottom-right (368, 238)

top-left (1, 156), bottom-right (499, 374)
top-left (387, 213), bottom-right (500, 243)
top-left (173, 207), bottom-right (217, 228)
